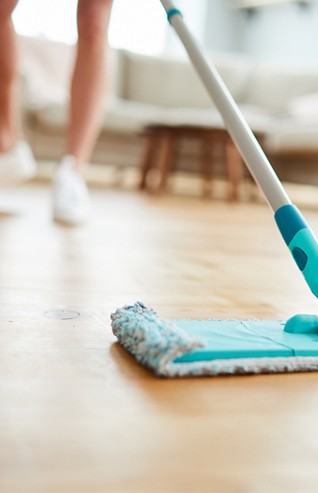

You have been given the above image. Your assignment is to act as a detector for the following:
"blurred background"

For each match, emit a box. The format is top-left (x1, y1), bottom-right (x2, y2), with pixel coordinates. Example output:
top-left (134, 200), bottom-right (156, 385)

top-left (14, 0), bottom-right (318, 201)
top-left (13, 0), bottom-right (318, 62)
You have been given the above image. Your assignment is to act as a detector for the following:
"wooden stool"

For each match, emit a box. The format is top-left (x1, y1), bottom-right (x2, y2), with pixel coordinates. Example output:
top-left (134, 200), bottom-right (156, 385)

top-left (139, 124), bottom-right (264, 201)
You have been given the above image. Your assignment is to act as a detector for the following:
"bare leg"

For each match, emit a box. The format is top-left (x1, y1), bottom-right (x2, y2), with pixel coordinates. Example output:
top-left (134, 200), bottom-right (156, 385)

top-left (0, 0), bottom-right (21, 153)
top-left (65, 0), bottom-right (114, 172)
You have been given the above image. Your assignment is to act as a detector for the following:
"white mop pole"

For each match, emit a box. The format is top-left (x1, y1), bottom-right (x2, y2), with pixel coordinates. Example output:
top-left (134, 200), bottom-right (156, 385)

top-left (159, 0), bottom-right (291, 212)
top-left (159, 0), bottom-right (318, 300)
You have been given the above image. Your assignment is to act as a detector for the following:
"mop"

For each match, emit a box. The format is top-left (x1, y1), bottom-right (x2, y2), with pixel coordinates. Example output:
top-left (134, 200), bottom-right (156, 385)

top-left (111, 1), bottom-right (318, 377)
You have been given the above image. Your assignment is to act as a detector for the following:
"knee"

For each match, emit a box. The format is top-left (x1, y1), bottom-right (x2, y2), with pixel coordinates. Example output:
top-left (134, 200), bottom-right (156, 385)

top-left (77, 0), bottom-right (112, 47)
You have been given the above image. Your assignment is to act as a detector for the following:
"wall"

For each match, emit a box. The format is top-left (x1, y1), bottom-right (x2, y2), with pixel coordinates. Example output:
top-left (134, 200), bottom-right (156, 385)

top-left (242, 1), bottom-right (318, 65)
top-left (203, 0), bottom-right (318, 66)
top-left (204, 0), bottom-right (247, 54)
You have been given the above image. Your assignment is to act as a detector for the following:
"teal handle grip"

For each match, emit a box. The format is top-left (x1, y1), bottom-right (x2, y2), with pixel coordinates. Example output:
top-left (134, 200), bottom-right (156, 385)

top-left (275, 205), bottom-right (318, 298)
top-left (289, 228), bottom-right (318, 297)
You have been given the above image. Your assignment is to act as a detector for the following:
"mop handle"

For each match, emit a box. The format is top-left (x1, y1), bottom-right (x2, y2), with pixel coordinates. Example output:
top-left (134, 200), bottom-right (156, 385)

top-left (159, 0), bottom-right (318, 298)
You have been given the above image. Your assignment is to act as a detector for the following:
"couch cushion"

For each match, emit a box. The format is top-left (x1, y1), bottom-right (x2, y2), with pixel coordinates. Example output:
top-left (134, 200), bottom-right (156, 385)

top-left (265, 117), bottom-right (318, 153)
top-left (18, 35), bottom-right (74, 108)
top-left (103, 100), bottom-right (168, 132)
top-left (153, 103), bottom-right (274, 133)
top-left (118, 50), bottom-right (253, 109)
top-left (34, 98), bottom-right (169, 133)
top-left (288, 92), bottom-right (318, 118)
top-left (35, 97), bottom-right (275, 136)
top-left (244, 62), bottom-right (318, 115)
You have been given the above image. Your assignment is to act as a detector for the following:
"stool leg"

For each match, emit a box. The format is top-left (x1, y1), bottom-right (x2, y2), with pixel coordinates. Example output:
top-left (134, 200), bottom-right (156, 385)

top-left (139, 133), bottom-right (157, 190)
top-left (156, 132), bottom-right (174, 194)
top-left (202, 135), bottom-right (214, 198)
top-left (226, 140), bottom-right (243, 202)
top-left (166, 136), bottom-right (179, 193)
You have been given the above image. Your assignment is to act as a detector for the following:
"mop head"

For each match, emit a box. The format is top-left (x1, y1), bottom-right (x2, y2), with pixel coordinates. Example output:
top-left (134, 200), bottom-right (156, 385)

top-left (111, 302), bottom-right (318, 377)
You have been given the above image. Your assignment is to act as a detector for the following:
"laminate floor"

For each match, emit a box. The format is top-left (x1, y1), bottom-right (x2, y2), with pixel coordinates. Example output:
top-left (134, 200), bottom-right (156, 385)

top-left (1, 182), bottom-right (318, 493)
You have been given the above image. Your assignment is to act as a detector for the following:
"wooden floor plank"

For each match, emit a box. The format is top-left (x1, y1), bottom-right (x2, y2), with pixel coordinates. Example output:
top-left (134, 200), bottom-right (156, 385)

top-left (1, 183), bottom-right (318, 493)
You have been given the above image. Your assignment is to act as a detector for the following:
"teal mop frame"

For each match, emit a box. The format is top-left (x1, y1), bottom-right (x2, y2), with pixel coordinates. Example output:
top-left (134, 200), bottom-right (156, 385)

top-left (111, 304), bottom-right (318, 377)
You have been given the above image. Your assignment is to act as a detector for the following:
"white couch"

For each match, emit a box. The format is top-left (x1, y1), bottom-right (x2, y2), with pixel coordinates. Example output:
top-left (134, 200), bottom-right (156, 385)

top-left (19, 35), bottom-right (318, 183)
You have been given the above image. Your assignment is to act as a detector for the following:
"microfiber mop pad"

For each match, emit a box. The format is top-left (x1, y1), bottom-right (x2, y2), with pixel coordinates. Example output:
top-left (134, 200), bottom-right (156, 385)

top-left (111, 302), bottom-right (318, 377)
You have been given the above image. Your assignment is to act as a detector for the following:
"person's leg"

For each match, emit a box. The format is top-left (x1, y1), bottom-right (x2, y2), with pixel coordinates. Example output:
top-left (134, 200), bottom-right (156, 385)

top-left (0, 0), bottom-right (36, 184)
top-left (53, 0), bottom-right (114, 224)
top-left (65, 0), bottom-right (114, 172)
top-left (0, 0), bottom-right (21, 153)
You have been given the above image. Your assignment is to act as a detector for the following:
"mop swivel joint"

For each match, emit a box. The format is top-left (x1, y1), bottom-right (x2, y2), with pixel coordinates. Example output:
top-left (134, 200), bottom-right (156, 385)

top-left (275, 204), bottom-right (318, 298)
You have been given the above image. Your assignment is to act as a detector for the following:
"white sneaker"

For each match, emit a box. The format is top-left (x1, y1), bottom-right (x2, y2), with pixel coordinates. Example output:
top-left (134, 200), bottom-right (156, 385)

top-left (0, 140), bottom-right (37, 185)
top-left (52, 155), bottom-right (90, 225)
